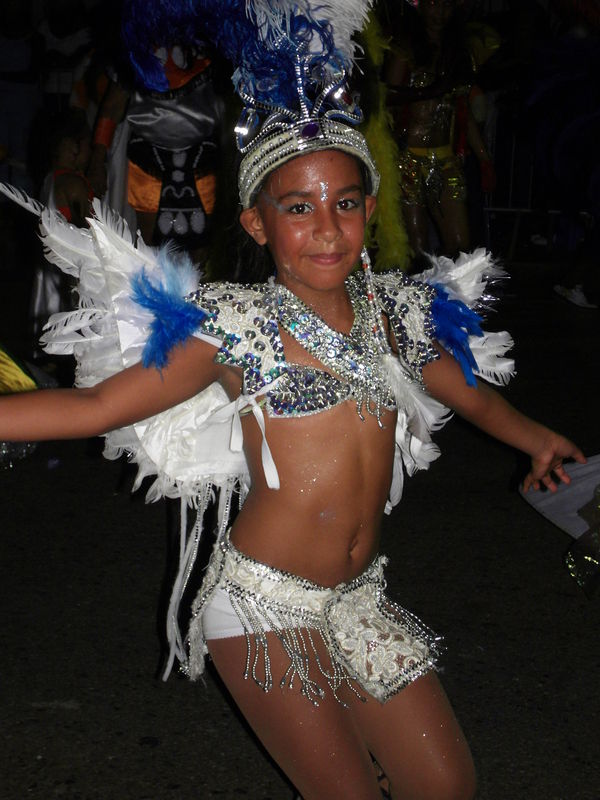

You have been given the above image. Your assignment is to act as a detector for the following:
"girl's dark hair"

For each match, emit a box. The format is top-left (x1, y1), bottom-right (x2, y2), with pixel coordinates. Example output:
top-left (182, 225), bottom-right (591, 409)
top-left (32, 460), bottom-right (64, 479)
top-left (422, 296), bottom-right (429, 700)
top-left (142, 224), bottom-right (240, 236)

top-left (206, 215), bottom-right (275, 284)
top-left (232, 224), bottom-right (276, 284)
top-left (205, 150), bottom-right (276, 284)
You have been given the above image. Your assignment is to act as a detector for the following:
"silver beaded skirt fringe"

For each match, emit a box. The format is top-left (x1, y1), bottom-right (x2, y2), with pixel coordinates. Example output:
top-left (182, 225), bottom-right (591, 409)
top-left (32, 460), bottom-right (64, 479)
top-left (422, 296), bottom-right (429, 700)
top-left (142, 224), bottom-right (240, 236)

top-left (185, 532), bottom-right (442, 704)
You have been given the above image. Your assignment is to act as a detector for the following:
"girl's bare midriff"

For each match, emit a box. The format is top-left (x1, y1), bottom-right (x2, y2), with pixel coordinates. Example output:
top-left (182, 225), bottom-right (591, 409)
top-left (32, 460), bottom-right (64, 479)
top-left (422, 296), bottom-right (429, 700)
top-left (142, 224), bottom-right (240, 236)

top-left (229, 399), bottom-right (397, 587)
top-left (215, 309), bottom-right (398, 587)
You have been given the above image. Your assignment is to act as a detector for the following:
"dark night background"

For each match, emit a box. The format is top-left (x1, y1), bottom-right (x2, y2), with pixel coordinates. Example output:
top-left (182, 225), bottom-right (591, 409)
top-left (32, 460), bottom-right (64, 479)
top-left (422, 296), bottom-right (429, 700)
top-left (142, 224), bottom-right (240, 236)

top-left (1, 1), bottom-right (599, 798)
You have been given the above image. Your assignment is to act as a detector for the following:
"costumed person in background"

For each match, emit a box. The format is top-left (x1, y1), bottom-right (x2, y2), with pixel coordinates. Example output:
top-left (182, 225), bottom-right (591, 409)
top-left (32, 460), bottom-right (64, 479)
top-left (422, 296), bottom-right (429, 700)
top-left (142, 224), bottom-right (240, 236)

top-left (457, 17), bottom-right (502, 249)
top-left (29, 107), bottom-right (93, 356)
top-left (383, 0), bottom-right (495, 267)
top-left (86, 26), bottom-right (227, 266)
top-left (67, 3), bottom-right (118, 131)
top-left (351, 10), bottom-right (412, 273)
top-left (0, 2), bottom-right (586, 799)
top-left (37, 0), bottom-right (93, 113)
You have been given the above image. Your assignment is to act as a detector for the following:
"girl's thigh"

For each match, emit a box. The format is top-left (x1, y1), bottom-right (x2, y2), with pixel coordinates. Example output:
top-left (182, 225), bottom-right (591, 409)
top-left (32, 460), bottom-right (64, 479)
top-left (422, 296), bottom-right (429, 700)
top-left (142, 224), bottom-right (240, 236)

top-left (207, 633), bottom-right (382, 800)
top-left (352, 671), bottom-right (477, 800)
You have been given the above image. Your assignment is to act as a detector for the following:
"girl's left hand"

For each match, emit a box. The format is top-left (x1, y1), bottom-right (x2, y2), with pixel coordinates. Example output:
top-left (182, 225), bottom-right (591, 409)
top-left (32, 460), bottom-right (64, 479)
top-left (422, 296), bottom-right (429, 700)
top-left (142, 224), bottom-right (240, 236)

top-left (523, 434), bottom-right (587, 493)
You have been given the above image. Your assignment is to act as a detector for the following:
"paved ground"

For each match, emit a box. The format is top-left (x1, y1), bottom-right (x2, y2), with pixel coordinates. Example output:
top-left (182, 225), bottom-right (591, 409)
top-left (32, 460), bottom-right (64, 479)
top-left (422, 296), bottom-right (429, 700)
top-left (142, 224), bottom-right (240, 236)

top-left (1, 219), bottom-right (599, 799)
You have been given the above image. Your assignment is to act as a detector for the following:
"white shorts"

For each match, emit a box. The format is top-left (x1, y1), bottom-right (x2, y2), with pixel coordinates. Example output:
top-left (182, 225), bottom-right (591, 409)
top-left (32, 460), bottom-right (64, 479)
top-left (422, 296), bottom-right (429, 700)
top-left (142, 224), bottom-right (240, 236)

top-left (202, 585), bottom-right (273, 640)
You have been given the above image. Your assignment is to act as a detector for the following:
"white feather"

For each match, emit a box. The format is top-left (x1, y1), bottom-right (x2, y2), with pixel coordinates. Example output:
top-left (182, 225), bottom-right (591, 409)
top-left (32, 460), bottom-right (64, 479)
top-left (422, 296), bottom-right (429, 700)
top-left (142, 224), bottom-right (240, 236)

top-left (0, 182), bottom-right (98, 279)
top-left (89, 199), bottom-right (157, 273)
top-left (315, 0), bottom-right (374, 63)
top-left (415, 248), bottom-right (506, 307)
top-left (40, 308), bottom-right (105, 347)
top-left (246, 0), bottom-right (374, 67)
top-left (91, 198), bottom-right (134, 245)
top-left (0, 181), bottom-right (45, 216)
top-left (39, 208), bottom-right (97, 278)
top-left (471, 331), bottom-right (516, 385)
top-left (382, 354), bottom-right (449, 508)
top-left (383, 354), bottom-right (450, 442)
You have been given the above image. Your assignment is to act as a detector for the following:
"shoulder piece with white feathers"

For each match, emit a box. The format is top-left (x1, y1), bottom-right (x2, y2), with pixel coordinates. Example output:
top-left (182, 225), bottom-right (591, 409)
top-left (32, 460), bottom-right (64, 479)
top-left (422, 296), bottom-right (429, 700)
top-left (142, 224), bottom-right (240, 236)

top-left (412, 249), bottom-right (516, 388)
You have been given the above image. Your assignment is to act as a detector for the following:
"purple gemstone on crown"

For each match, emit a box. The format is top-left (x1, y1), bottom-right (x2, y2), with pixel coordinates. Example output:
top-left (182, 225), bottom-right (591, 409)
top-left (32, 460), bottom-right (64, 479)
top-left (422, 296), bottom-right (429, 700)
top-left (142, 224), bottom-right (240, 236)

top-left (301, 122), bottom-right (319, 139)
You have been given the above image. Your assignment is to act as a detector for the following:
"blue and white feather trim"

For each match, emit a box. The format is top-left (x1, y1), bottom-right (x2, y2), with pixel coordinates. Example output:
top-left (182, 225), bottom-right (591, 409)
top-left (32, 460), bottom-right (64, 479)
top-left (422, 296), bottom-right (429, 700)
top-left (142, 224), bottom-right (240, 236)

top-left (416, 248), bottom-right (507, 309)
top-left (131, 249), bottom-right (207, 369)
top-left (123, 0), bottom-right (373, 116)
top-left (415, 248), bottom-right (515, 387)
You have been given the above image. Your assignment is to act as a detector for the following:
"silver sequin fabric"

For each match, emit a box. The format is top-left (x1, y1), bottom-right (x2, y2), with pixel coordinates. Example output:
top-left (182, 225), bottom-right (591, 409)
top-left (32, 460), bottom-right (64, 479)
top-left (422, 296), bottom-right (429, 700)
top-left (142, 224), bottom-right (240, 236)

top-left (186, 271), bottom-right (440, 420)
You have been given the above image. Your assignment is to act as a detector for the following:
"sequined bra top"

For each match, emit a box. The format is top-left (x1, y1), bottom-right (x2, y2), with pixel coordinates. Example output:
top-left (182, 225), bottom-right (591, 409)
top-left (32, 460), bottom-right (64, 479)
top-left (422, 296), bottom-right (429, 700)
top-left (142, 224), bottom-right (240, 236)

top-left (187, 271), bottom-right (440, 419)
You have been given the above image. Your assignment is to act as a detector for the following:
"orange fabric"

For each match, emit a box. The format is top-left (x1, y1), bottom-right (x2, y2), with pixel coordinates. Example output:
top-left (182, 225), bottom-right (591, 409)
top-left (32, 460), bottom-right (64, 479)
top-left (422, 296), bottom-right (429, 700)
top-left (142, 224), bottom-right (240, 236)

top-left (164, 54), bottom-right (211, 90)
top-left (93, 117), bottom-right (117, 149)
top-left (127, 160), bottom-right (217, 215)
top-left (196, 173), bottom-right (217, 215)
top-left (127, 160), bottom-right (161, 212)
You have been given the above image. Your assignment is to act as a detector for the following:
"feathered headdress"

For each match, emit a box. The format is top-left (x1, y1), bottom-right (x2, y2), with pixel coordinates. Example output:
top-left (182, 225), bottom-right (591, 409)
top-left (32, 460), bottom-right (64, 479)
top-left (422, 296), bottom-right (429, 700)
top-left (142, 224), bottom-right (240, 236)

top-left (122, 0), bottom-right (380, 206)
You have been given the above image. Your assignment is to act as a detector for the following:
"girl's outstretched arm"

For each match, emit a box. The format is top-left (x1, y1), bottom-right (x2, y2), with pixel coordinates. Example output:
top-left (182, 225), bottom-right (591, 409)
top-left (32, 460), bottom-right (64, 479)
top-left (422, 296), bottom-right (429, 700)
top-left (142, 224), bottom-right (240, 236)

top-left (422, 347), bottom-right (586, 493)
top-left (0, 337), bottom-right (220, 443)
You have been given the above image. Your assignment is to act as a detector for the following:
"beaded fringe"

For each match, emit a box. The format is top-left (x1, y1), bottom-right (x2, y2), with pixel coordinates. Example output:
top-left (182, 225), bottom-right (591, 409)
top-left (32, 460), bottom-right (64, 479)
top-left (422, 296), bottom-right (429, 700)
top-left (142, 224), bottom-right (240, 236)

top-left (185, 537), bottom-right (442, 705)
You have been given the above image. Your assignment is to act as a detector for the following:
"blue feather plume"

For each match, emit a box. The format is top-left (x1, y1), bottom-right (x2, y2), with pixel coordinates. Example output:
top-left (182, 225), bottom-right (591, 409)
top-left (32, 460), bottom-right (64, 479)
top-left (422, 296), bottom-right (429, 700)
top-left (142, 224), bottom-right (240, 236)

top-left (431, 285), bottom-right (483, 387)
top-left (122, 1), bottom-right (363, 110)
top-left (132, 266), bottom-right (209, 369)
top-left (122, 0), bottom-right (206, 91)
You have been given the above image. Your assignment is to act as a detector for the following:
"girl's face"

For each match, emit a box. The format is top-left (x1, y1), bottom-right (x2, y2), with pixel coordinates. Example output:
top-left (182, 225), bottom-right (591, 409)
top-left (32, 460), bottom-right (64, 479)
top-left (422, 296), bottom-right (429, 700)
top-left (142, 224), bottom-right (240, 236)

top-left (240, 149), bottom-right (376, 299)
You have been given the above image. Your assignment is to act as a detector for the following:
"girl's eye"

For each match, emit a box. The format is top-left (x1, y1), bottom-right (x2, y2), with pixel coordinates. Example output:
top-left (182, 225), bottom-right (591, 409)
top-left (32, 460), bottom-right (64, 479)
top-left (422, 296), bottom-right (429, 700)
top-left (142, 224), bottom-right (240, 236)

top-left (338, 197), bottom-right (361, 211)
top-left (288, 202), bottom-right (314, 215)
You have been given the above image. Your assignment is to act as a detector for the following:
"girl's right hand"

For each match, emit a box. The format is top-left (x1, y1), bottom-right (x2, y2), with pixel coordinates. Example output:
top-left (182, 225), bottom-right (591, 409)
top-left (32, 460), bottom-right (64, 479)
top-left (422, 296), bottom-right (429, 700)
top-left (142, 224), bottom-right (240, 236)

top-left (522, 433), bottom-right (586, 493)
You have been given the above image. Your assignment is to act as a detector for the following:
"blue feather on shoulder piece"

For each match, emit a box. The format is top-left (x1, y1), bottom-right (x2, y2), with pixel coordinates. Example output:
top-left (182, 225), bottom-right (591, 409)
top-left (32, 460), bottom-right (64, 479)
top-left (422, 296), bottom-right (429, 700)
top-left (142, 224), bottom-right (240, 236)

top-left (431, 285), bottom-right (483, 387)
top-left (131, 258), bottom-right (208, 370)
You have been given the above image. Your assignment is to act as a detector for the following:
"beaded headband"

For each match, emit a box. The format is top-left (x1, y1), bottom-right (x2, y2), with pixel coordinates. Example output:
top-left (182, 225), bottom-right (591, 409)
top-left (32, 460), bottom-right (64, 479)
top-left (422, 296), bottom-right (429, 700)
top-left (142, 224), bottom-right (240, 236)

top-left (122, 1), bottom-right (380, 207)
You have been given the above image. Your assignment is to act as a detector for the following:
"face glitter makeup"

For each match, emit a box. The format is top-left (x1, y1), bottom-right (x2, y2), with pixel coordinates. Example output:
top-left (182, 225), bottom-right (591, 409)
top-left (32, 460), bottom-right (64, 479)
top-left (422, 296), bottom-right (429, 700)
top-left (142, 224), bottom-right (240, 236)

top-left (261, 191), bottom-right (287, 214)
top-left (319, 181), bottom-right (329, 202)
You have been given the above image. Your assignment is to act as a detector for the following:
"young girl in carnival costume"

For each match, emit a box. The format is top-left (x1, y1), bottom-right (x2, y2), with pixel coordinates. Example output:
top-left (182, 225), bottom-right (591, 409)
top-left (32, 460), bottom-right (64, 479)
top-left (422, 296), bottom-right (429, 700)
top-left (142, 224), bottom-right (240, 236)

top-left (0, 2), bottom-right (586, 798)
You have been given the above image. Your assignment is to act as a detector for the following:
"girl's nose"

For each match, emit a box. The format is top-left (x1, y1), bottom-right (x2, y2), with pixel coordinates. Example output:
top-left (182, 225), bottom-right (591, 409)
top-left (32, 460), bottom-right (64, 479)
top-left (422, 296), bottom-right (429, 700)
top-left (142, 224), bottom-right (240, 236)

top-left (313, 207), bottom-right (342, 242)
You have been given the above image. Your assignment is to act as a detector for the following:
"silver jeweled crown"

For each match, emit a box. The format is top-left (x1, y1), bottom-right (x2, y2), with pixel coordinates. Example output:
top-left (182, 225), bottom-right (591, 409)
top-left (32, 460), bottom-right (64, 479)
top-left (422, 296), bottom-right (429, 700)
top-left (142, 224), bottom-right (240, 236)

top-left (232, 2), bottom-right (380, 206)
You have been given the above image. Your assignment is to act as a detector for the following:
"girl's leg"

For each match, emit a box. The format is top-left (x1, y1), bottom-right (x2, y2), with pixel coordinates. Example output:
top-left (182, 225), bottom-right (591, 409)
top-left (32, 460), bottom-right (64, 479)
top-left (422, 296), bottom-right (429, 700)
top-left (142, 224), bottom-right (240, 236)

top-left (352, 671), bottom-right (477, 800)
top-left (207, 633), bottom-right (382, 800)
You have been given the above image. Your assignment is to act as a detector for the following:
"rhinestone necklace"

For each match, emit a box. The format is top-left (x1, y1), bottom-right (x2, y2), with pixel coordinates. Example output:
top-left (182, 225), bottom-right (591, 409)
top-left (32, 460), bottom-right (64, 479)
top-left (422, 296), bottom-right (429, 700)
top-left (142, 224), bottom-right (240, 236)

top-left (275, 272), bottom-right (394, 422)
